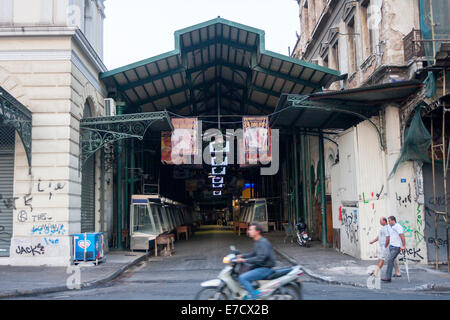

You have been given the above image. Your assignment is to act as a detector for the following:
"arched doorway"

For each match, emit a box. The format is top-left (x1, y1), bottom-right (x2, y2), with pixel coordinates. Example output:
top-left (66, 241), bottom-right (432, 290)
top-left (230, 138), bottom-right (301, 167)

top-left (80, 101), bottom-right (96, 233)
top-left (0, 124), bottom-right (15, 256)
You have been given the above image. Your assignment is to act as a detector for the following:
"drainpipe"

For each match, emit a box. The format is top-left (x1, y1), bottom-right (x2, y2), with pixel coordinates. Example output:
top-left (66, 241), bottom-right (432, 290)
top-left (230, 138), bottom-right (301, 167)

top-left (293, 130), bottom-right (300, 224)
top-left (300, 130), bottom-right (308, 224)
top-left (319, 130), bottom-right (327, 247)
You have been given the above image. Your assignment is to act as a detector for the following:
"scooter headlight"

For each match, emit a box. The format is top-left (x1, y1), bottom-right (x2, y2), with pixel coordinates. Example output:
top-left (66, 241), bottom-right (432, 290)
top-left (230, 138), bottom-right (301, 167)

top-left (222, 256), bottom-right (230, 264)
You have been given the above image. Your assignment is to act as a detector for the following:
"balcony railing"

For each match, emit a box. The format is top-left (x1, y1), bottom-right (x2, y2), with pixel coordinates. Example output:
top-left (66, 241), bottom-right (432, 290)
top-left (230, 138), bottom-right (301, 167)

top-left (403, 29), bottom-right (425, 62)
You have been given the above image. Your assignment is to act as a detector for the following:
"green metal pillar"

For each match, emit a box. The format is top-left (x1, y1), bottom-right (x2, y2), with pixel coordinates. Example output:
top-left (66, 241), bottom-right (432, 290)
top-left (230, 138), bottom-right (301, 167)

top-left (293, 130), bottom-right (299, 224)
top-left (124, 140), bottom-right (129, 233)
top-left (306, 132), bottom-right (314, 236)
top-left (319, 130), bottom-right (327, 247)
top-left (300, 131), bottom-right (308, 224)
top-left (115, 102), bottom-right (125, 250)
top-left (130, 139), bottom-right (135, 199)
top-left (285, 137), bottom-right (291, 223)
top-left (100, 148), bottom-right (105, 233)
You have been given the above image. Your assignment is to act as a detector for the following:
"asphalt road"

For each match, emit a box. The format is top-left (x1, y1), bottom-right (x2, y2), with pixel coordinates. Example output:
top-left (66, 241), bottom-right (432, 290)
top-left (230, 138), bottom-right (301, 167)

top-left (9, 226), bottom-right (450, 300)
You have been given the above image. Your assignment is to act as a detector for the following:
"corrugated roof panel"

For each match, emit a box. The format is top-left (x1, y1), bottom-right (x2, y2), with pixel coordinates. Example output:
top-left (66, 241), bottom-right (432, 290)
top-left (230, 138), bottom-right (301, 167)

top-left (292, 83), bottom-right (304, 94)
top-left (153, 97), bottom-right (170, 108)
top-left (248, 32), bottom-right (257, 46)
top-left (125, 89), bottom-right (138, 102)
top-left (114, 73), bottom-right (128, 86)
top-left (300, 68), bottom-right (313, 80)
top-left (156, 59), bottom-right (169, 73)
top-left (171, 91), bottom-right (187, 105)
top-left (239, 30), bottom-right (247, 44)
top-left (260, 55), bottom-right (272, 68)
top-left (182, 33), bottom-right (191, 47)
top-left (221, 44), bottom-right (228, 61)
top-left (153, 79), bottom-right (165, 93)
top-left (167, 56), bottom-right (179, 69)
top-left (124, 70), bottom-right (138, 82)
top-left (230, 27), bottom-right (239, 42)
top-left (284, 80), bottom-right (296, 93)
top-left (147, 63), bottom-right (158, 76)
top-left (267, 96), bottom-right (278, 107)
top-left (269, 58), bottom-right (282, 72)
top-left (200, 27), bottom-right (208, 42)
top-left (311, 71), bottom-right (324, 83)
top-left (172, 73), bottom-right (183, 87)
top-left (272, 78), bottom-right (284, 93)
top-left (208, 25), bottom-right (214, 39)
top-left (143, 83), bottom-right (157, 96)
top-left (290, 64), bottom-right (303, 78)
top-left (163, 77), bottom-right (174, 91)
top-left (192, 29), bottom-right (200, 45)
top-left (250, 91), bottom-right (267, 104)
top-left (135, 66), bottom-right (149, 79)
top-left (134, 86), bottom-right (148, 100)
top-left (254, 72), bottom-right (266, 87)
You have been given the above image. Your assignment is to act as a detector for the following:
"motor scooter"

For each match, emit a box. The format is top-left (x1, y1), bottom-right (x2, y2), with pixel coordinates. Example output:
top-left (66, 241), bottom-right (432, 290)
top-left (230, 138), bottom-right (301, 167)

top-left (195, 246), bottom-right (304, 300)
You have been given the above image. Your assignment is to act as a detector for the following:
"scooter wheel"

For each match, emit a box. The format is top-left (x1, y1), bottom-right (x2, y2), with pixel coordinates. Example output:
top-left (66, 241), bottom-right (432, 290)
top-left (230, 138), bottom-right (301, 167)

top-left (296, 238), bottom-right (304, 247)
top-left (195, 287), bottom-right (228, 300)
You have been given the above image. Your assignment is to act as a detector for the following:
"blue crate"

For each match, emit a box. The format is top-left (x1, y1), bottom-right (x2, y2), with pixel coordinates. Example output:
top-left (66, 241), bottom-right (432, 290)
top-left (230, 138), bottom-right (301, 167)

top-left (73, 233), bottom-right (104, 263)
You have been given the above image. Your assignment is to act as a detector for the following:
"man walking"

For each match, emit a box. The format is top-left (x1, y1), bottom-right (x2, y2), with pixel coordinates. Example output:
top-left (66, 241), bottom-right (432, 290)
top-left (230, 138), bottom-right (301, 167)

top-left (236, 222), bottom-right (276, 300)
top-left (369, 217), bottom-right (401, 277)
top-left (381, 216), bottom-right (406, 282)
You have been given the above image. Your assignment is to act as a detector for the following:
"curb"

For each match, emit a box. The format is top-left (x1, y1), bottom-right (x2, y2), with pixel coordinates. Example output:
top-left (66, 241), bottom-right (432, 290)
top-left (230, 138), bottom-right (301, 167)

top-left (273, 246), bottom-right (367, 289)
top-left (273, 245), bottom-right (450, 292)
top-left (0, 252), bottom-right (150, 299)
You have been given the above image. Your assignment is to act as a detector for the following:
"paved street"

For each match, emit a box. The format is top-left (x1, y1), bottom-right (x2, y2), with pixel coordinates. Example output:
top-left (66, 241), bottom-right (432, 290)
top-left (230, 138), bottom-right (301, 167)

top-left (7, 227), bottom-right (450, 300)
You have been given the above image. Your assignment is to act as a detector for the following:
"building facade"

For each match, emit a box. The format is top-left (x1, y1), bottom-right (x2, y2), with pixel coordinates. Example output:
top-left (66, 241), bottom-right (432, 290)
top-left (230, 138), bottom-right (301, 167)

top-left (292, 0), bottom-right (448, 264)
top-left (0, 0), bottom-right (112, 266)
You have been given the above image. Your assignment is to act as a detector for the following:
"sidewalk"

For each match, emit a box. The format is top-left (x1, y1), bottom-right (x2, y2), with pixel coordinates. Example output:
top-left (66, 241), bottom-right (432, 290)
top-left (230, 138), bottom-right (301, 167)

top-left (0, 251), bottom-right (149, 299)
top-left (266, 231), bottom-right (450, 292)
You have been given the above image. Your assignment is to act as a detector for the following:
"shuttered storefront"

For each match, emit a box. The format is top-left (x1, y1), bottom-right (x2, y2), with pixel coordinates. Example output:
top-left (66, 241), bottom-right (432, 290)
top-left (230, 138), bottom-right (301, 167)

top-left (0, 125), bottom-right (15, 257)
top-left (81, 153), bottom-right (95, 233)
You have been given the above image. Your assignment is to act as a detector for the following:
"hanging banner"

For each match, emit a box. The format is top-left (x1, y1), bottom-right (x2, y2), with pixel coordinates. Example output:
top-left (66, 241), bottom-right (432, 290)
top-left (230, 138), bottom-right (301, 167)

top-left (161, 131), bottom-right (173, 164)
top-left (161, 117), bottom-right (199, 164)
top-left (242, 116), bottom-right (271, 166)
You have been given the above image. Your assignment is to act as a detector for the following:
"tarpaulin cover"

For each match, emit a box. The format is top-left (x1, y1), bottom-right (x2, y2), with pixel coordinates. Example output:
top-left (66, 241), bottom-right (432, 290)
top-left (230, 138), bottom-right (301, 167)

top-left (389, 106), bottom-right (432, 177)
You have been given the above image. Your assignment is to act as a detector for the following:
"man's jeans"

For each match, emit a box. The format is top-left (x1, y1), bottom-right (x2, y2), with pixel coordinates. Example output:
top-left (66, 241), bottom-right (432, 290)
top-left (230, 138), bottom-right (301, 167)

top-left (385, 245), bottom-right (401, 280)
top-left (238, 267), bottom-right (274, 300)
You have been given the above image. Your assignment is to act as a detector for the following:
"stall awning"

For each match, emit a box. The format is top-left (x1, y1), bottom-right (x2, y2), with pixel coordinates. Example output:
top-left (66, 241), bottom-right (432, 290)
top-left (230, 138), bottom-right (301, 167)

top-left (100, 17), bottom-right (342, 117)
top-left (270, 80), bottom-right (424, 149)
top-left (0, 85), bottom-right (32, 167)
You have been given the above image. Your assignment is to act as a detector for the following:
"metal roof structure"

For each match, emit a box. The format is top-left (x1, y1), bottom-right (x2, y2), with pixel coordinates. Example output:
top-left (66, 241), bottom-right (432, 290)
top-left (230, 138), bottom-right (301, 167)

top-left (270, 80), bottom-right (424, 149)
top-left (100, 17), bottom-right (342, 117)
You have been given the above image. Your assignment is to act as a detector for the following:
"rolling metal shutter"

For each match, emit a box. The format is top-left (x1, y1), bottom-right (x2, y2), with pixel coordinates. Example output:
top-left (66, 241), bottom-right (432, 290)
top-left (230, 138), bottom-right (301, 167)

top-left (81, 154), bottom-right (95, 233)
top-left (0, 125), bottom-right (15, 257)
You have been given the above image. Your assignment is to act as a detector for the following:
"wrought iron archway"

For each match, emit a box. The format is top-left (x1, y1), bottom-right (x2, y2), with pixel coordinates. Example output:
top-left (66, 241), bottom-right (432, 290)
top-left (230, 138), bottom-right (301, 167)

top-left (0, 86), bottom-right (32, 168)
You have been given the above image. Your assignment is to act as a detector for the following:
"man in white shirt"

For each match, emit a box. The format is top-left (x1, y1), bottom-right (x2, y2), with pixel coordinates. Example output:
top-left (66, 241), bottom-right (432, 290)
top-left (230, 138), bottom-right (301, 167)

top-left (381, 216), bottom-right (406, 282)
top-left (369, 217), bottom-right (401, 277)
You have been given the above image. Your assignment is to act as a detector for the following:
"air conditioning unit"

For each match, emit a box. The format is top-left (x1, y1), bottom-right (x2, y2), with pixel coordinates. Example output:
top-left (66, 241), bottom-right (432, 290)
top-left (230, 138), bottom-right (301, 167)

top-left (104, 98), bottom-right (116, 116)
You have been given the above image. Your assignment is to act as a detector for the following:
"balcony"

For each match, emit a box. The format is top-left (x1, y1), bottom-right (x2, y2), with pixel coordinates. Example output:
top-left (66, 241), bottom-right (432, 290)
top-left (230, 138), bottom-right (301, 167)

top-left (403, 29), bottom-right (425, 62)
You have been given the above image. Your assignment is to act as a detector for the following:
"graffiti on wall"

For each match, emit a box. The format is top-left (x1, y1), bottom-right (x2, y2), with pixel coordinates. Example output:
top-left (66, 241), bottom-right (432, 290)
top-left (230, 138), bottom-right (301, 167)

top-left (15, 243), bottom-right (45, 256)
top-left (341, 208), bottom-right (359, 244)
top-left (31, 223), bottom-right (66, 236)
top-left (395, 183), bottom-right (412, 208)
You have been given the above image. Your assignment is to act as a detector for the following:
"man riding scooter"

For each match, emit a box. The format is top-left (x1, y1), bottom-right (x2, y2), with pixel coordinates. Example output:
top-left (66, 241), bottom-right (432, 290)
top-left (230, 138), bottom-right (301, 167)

top-left (235, 222), bottom-right (276, 300)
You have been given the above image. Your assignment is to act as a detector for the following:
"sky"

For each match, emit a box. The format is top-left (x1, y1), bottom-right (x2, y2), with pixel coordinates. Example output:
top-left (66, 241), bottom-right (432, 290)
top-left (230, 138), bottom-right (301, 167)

top-left (103, 0), bottom-right (300, 70)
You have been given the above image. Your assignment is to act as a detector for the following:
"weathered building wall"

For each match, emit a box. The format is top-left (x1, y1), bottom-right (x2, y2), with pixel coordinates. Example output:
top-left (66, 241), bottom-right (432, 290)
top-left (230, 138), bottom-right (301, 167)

top-left (0, 0), bottom-right (108, 266)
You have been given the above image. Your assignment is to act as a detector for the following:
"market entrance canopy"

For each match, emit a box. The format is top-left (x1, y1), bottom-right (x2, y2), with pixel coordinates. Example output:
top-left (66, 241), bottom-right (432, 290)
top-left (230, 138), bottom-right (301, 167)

top-left (270, 80), bottom-right (424, 149)
top-left (100, 17), bottom-right (343, 116)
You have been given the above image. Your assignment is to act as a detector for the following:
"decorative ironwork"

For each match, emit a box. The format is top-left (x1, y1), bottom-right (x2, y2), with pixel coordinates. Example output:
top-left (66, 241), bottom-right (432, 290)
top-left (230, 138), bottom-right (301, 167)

top-left (0, 85), bottom-right (32, 167)
top-left (79, 111), bottom-right (172, 169)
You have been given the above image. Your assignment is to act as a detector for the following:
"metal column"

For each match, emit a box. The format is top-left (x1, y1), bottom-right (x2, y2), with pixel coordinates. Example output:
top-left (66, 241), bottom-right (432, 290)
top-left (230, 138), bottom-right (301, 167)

top-left (293, 130), bottom-right (300, 223)
top-left (306, 132), bottom-right (314, 236)
top-left (319, 130), bottom-right (327, 247)
top-left (300, 131), bottom-right (308, 224)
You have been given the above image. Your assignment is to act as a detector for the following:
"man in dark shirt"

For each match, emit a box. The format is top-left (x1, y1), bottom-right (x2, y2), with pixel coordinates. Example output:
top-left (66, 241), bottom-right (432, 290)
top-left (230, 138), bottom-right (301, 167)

top-left (236, 222), bottom-right (276, 299)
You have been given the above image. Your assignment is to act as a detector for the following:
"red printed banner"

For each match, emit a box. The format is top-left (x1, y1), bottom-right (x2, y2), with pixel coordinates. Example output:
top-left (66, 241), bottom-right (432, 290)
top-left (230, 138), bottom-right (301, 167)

top-left (242, 116), bottom-right (271, 166)
top-left (161, 118), bottom-right (199, 164)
